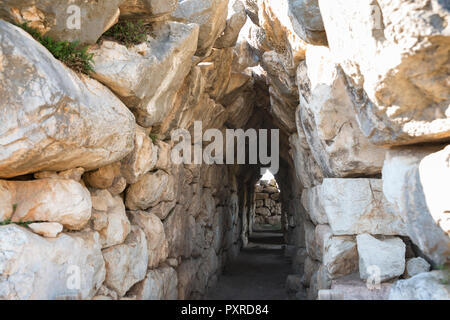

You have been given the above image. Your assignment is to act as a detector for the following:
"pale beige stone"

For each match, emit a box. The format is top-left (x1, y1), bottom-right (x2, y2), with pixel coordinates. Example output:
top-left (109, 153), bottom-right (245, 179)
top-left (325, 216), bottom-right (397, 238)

top-left (357, 234), bottom-right (406, 282)
top-left (125, 170), bottom-right (176, 211)
top-left (382, 146), bottom-right (450, 265)
top-left (0, 21), bottom-right (136, 179)
top-left (171, 0), bottom-right (230, 56)
top-left (0, 225), bottom-right (105, 299)
top-left (91, 190), bottom-right (131, 249)
top-left (297, 46), bottom-right (386, 177)
top-left (121, 126), bottom-right (158, 184)
top-left (90, 21), bottom-right (199, 128)
top-left (28, 222), bottom-right (63, 238)
top-left (4, 179), bottom-right (92, 230)
top-left (0, 0), bottom-right (122, 44)
top-left (128, 211), bottom-right (168, 268)
top-left (102, 226), bottom-right (148, 296)
top-left (129, 267), bottom-right (178, 300)
top-left (84, 163), bottom-right (121, 189)
top-left (319, 0), bottom-right (450, 146)
top-left (321, 178), bottom-right (407, 236)
top-left (120, 0), bottom-right (178, 20)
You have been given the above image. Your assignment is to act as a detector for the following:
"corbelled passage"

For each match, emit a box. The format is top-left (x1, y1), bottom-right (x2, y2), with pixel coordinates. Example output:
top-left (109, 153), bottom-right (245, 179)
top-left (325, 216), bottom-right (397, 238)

top-left (0, 0), bottom-right (449, 300)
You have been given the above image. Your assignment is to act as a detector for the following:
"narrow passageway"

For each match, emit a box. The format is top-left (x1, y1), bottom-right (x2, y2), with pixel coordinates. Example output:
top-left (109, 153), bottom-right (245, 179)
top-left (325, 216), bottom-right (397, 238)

top-left (206, 227), bottom-right (291, 300)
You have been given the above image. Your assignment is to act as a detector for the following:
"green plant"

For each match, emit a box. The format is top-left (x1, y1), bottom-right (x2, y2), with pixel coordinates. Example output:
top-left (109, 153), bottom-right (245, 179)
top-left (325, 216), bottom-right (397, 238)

top-left (18, 22), bottom-right (94, 74)
top-left (103, 20), bottom-right (149, 48)
top-left (436, 264), bottom-right (450, 285)
top-left (149, 133), bottom-right (159, 144)
top-left (0, 204), bottom-right (33, 227)
top-left (0, 219), bottom-right (33, 227)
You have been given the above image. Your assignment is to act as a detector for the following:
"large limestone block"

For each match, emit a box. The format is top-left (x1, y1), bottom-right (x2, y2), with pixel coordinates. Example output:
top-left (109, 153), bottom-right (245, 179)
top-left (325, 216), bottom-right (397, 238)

top-left (323, 235), bottom-right (358, 279)
top-left (199, 47), bottom-right (234, 100)
top-left (163, 205), bottom-right (196, 259)
top-left (288, 0), bottom-right (327, 45)
top-left (297, 46), bottom-right (386, 177)
top-left (289, 132), bottom-right (323, 188)
top-left (129, 267), bottom-right (178, 300)
top-left (91, 190), bottom-right (131, 249)
top-left (304, 220), bottom-right (321, 261)
top-left (28, 222), bottom-right (63, 238)
top-left (0, 182), bottom-right (14, 222)
top-left (214, 0), bottom-right (247, 48)
top-left (382, 146), bottom-right (450, 265)
top-left (84, 162), bottom-right (121, 190)
top-left (128, 211), bottom-right (169, 268)
top-left (321, 178), bottom-right (407, 236)
top-left (121, 126), bottom-right (158, 184)
top-left (319, 0), bottom-right (450, 146)
top-left (177, 258), bottom-right (201, 300)
top-left (389, 271), bottom-right (450, 300)
top-left (357, 234), bottom-right (406, 282)
top-left (1, 179), bottom-right (91, 230)
top-left (0, 225), bottom-right (105, 300)
top-left (405, 257), bottom-right (431, 278)
top-left (102, 226), bottom-right (148, 297)
top-left (0, 21), bottom-right (136, 179)
top-left (171, 0), bottom-right (229, 56)
top-left (301, 186), bottom-right (327, 225)
top-left (120, 0), bottom-right (178, 20)
top-left (318, 273), bottom-right (392, 300)
top-left (0, 0), bottom-right (122, 44)
top-left (125, 170), bottom-right (176, 211)
top-left (90, 21), bottom-right (199, 128)
top-left (258, 0), bottom-right (307, 65)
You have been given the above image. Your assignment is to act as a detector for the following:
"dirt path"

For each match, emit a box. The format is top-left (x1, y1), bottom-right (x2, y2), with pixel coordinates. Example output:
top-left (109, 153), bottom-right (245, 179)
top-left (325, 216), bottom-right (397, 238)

top-left (206, 230), bottom-right (291, 300)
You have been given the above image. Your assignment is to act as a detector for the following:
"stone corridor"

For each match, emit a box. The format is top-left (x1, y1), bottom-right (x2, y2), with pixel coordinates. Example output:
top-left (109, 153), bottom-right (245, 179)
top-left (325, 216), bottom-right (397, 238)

top-left (0, 0), bottom-right (449, 300)
top-left (207, 229), bottom-right (291, 300)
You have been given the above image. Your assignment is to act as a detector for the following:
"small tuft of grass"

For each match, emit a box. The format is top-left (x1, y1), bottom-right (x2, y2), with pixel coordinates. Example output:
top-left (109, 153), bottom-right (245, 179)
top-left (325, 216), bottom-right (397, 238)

top-left (18, 22), bottom-right (94, 74)
top-left (0, 219), bottom-right (32, 227)
top-left (0, 204), bottom-right (33, 227)
top-left (436, 264), bottom-right (450, 285)
top-left (149, 133), bottom-right (159, 144)
top-left (103, 20), bottom-right (150, 48)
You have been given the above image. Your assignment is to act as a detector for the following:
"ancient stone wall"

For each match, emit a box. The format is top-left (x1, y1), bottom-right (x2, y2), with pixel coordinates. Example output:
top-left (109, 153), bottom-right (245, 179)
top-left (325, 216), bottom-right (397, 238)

top-left (252, 179), bottom-right (281, 227)
top-left (0, 0), bottom-right (449, 300)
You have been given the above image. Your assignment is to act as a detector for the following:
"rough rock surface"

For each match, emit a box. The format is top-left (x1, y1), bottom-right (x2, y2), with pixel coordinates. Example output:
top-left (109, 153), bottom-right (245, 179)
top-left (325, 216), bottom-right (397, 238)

top-left (171, 0), bottom-right (230, 56)
top-left (0, 0), bottom-right (449, 302)
top-left (382, 146), bottom-right (450, 265)
top-left (120, 126), bottom-right (158, 184)
top-left (357, 234), bottom-right (406, 282)
top-left (288, 0), bottom-right (327, 45)
top-left (321, 179), bottom-right (407, 236)
top-left (91, 190), bottom-right (131, 249)
top-left (128, 211), bottom-right (169, 268)
top-left (102, 226), bottom-right (148, 297)
top-left (125, 170), bottom-right (176, 211)
top-left (215, 0), bottom-right (247, 49)
top-left (129, 266), bottom-right (178, 300)
top-left (0, 21), bottom-right (136, 179)
top-left (389, 271), bottom-right (450, 300)
top-left (297, 46), bottom-right (386, 177)
top-left (0, 225), bottom-right (105, 299)
top-left (0, 0), bottom-right (122, 44)
top-left (319, 273), bottom-right (393, 300)
top-left (120, 0), bottom-right (178, 20)
top-left (405, 257), bottom-right (431, 278)
top-left (319, 0), bottom-right (450, 146)
top-left (28, 222), bottom-right (63, 238)
top-left (91, 22), bottom-right (199, 128)
top-left (2, 179), bottom-right (91, 230)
